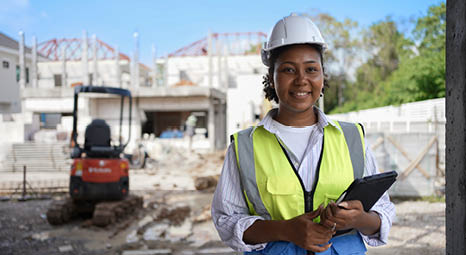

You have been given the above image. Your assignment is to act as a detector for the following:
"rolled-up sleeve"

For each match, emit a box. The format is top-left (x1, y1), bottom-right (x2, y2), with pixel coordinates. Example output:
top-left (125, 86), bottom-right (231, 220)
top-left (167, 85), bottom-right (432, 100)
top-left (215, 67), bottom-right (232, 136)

top-left (360, 146), bottom-right (396, 246)
top-left (211, 144), bottom-right (267, 252)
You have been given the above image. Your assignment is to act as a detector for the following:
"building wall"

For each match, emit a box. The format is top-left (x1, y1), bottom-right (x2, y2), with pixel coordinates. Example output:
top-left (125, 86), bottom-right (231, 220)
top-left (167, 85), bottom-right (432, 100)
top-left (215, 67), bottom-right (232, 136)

top-left (227, 74), bottom-right (264, 136)
top-left (166, 54), bottom-right (266, 140)
top-left (37, 60), bottom-right (134, 88)
top-left (0, 47), bottom-right (30, 113)
top-left (166, 55), bottom-right (266, 89)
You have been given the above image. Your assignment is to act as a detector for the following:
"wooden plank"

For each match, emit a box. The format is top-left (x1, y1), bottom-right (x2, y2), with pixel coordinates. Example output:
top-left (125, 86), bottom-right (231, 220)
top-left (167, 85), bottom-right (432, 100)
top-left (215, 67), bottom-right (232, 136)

top-left (387, 135), bottom-right (432, 179)
top-left (398, 136), bottom-right (437, 180)
top-left (371, 136), bottom-right (384, 151)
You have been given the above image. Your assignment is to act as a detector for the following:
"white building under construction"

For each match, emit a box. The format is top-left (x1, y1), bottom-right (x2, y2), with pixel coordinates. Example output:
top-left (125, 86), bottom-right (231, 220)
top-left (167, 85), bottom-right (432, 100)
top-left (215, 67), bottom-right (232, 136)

top-left (0, 30), bottom-right (269, 170)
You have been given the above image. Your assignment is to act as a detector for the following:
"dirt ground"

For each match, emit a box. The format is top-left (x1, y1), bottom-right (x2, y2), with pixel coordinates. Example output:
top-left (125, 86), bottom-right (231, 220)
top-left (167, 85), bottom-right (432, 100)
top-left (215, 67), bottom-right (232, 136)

top-left (0, 143), bottom-right (446, 255)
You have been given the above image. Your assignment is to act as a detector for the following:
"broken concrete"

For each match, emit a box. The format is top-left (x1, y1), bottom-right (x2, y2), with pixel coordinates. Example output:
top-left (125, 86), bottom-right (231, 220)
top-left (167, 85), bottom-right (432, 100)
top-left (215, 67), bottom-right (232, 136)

top-left (194, 175), bottom-right (219, 191)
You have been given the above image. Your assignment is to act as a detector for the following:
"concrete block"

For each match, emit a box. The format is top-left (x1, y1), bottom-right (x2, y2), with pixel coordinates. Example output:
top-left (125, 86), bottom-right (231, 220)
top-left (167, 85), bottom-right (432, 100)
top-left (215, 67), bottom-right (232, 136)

top-left (121, 249), bottom-right (172, 255)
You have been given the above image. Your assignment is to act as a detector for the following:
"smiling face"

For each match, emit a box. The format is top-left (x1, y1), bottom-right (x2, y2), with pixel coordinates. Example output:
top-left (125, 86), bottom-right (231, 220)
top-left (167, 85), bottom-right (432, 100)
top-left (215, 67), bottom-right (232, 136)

top-left (271, 44), bottom-right (324, 125)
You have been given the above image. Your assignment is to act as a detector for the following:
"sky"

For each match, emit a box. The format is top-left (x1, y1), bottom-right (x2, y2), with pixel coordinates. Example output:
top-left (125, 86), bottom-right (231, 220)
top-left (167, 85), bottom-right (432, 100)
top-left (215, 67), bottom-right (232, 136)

top-left (0, 0), bottom-right (444, 65)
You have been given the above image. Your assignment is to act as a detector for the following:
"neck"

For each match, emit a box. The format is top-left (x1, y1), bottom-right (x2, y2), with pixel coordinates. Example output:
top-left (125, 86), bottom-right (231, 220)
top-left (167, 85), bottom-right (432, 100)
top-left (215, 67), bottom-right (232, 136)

top-left (274, 107), bottom-right (318, 126)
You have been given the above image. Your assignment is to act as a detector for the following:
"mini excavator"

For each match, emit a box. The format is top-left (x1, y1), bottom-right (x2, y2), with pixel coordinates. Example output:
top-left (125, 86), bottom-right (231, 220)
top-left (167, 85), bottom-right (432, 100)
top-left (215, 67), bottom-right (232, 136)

top-left (46, 86), bottom-right (142, 226)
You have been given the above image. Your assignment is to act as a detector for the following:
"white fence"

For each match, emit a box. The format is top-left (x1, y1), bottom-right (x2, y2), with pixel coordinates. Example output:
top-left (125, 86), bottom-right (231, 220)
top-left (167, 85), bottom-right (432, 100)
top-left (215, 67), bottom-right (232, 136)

top-left (329, 98), bottom-right (445, 197)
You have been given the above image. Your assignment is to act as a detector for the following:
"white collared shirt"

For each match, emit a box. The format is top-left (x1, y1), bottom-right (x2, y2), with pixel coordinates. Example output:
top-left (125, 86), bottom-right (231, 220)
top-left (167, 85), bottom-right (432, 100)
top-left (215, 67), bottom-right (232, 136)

top-left (211, 107), bottom-right (396, 252)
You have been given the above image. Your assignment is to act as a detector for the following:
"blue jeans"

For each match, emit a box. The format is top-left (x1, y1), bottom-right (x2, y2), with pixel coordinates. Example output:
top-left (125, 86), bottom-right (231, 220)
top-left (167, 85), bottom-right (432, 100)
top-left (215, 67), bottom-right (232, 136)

top-left (244, 233), bottom-right (366, 255)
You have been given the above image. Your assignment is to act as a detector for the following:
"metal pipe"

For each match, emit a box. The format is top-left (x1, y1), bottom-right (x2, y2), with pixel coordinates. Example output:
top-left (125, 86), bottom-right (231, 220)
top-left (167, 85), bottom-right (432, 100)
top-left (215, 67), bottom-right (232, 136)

top-left (31, 36), bottom-right (37, 88)
top-left (19, 31), bottom-right (25, 88)
top-left (22, 165), bottom-right (26, 198)
top-left (82, 30), bottom-right (89, 85)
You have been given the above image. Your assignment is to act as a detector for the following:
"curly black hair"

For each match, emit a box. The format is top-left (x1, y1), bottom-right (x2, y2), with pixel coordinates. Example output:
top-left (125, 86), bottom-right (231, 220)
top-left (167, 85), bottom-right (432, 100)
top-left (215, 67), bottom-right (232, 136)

top-left (263, 44), bottom-right (329, 104)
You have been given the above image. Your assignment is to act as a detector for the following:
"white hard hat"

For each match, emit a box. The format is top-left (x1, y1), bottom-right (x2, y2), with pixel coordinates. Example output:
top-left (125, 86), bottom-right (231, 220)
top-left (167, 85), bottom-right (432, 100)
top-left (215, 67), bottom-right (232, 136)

top-left (261, 13), bottom-right (327, 67)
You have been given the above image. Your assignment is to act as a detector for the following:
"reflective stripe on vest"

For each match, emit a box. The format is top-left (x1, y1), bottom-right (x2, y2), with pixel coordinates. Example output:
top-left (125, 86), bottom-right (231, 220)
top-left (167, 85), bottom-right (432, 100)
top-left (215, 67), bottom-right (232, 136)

top-left (232, 121), bottom-right (365, 221)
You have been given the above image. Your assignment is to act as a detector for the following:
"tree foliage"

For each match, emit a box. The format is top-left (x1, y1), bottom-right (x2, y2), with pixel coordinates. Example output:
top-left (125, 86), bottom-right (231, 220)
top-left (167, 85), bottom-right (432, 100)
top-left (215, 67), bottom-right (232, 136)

top-left (309, 13), bottom-right (361, 112)
top-left (324, 2), bottom-right (446, 113)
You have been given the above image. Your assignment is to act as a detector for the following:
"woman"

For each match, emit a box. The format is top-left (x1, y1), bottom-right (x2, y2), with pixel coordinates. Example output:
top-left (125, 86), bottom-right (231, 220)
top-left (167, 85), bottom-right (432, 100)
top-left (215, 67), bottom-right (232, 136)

top-left (212, 13), bottom-right (395, 255)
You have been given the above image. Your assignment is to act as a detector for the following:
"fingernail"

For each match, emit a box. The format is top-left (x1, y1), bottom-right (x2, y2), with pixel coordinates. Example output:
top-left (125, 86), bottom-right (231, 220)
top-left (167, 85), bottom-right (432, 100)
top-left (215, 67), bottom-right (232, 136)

top-left (339, 202), bottom-right (348, 208)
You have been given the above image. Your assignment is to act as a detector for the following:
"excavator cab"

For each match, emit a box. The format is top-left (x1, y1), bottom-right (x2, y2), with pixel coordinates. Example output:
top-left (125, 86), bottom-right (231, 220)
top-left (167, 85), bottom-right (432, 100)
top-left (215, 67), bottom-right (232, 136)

top-left (69, 86), bottom-right (132, 201)
top-left (47, 86), bottom-right (142, 226)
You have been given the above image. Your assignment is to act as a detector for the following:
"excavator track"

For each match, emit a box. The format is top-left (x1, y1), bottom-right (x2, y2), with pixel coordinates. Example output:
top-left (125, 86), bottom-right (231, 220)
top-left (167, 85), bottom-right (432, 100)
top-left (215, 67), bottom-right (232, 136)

top-left (46, 197), bottom-right (76, 225)
top-left (92, 195), bottom-right (143, 227)
top-left (46, 195), bottom-right (143, 227)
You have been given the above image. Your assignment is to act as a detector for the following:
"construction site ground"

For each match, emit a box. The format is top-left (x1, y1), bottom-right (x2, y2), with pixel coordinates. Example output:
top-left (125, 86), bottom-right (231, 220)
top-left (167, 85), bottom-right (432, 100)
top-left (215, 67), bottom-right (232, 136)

top-left (0, 144), bottom-right (446, 255)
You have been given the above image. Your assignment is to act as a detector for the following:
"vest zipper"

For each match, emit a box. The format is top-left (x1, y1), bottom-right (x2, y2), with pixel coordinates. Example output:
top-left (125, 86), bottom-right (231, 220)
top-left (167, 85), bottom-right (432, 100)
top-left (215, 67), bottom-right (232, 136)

top-left (275, 136), bottom-right (311, 213)
top-left (275, 134), bottom-right (325, 213)
top-left (309, 135), bottom-right (325, 211)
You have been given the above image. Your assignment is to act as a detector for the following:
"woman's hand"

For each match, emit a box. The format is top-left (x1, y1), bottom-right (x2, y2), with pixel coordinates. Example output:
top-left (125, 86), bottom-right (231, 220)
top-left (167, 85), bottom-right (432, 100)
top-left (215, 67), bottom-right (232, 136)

top-left (321, 201), bottom-right (381, 236)
top-left (282, 205), bottom-right (334, 252)
top-left (243, 206), bottom-right (335, 253)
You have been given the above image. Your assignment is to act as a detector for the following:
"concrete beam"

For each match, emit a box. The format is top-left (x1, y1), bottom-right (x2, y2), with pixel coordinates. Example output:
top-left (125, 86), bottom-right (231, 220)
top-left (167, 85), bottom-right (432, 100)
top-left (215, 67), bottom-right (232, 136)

top-left (446, 0), bottom-right (466, 253)
top-left (134, 86), bottom-right (226, 100)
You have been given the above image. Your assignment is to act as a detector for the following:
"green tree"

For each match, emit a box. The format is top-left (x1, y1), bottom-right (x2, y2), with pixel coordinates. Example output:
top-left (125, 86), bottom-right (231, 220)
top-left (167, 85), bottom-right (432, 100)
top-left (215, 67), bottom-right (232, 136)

top-left (309, 13), bottom-right (361, 112)
top-left (383, 2), bottom-right (445, 104)
top-left (331, 17), bottom-right (413, 113)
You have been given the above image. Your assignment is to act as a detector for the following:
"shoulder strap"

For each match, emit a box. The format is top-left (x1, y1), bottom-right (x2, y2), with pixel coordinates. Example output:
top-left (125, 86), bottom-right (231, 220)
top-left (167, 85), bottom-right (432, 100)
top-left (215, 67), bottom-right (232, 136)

top-left (338, 121), bottom-right (365, 179)
top-left (232, 127), bottom-right (270, 219)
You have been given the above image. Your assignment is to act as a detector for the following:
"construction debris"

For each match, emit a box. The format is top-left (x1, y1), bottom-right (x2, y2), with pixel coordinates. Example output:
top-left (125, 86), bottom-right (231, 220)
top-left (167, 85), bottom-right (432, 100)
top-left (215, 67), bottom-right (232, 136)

top-left (193, 205), bottom-right (211, 223)
top-left (121, 249), bottom-right (172, 255)
top-left (156, 205), bottom-right (191, 226)
top-left (194, 175), bottom-right (219, 191)
top-left (58, 245), bottom-right (73, 252)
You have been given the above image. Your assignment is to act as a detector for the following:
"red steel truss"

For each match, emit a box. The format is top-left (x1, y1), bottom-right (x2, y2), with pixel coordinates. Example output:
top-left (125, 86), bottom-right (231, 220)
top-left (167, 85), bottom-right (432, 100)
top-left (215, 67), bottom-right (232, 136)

top-left (168, 32), bottom-right (267, 57)
top-left (38, 38), bottom-right (130, 61)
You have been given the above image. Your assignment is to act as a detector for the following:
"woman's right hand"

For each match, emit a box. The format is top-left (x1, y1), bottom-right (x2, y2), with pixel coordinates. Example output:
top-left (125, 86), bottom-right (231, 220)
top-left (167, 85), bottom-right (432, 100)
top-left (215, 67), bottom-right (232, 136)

top-left (283, 205), bottom-right (334, 252)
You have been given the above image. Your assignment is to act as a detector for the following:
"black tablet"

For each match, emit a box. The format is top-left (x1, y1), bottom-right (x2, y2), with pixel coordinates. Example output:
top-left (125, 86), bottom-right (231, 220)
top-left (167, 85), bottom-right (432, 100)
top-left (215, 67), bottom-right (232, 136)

top-left (335, 171), bottom-right (398, 212)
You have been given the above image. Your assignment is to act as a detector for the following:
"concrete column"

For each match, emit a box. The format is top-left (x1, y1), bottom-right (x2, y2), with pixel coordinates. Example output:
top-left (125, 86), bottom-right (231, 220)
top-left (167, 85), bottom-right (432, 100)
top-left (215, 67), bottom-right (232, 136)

top-left (164, 56), bottom-right (168, 87)
top-left (31, 36), bottom-right (37, 88)
top-left (82, 30), bottom-right (89, 85)
top-left (152, 44), bottom-right (157, 87)
top-left (18, 31), bottom-right (25, 88)
top-left (217, 39), bottom-right (222, 89)
top-left (61, 46), bottom-right (66, 87)
top-left (92, 34), bottom-right (98, 85)
top-left (208, 100), bottom-right (215, 151)
top-left (223, 45), bottom-right (229, 91)
top-left (208, 31), bottom-right (213, 88)
top-left (446, 0), bottom-right (466, 253)
top-left (133, 32), bottom-right (139, 88)
top-left (115, 46), bottom-right (121, 87)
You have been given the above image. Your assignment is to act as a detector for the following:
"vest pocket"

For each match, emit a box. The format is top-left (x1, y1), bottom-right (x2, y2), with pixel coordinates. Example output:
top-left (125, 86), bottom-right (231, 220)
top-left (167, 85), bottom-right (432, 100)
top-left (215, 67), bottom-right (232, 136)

top-left (266, 176), bottom-right (299, 195)
top-left (265, 176), bottom-right (301, 219)
top-left (324, 193), bottom-right (341, 207)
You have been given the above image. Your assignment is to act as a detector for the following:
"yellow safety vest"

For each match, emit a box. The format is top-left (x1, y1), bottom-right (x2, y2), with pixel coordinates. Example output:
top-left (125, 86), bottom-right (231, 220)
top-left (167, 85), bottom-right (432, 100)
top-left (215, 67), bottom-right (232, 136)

top-left (232, 121), bottom-right (365, 222)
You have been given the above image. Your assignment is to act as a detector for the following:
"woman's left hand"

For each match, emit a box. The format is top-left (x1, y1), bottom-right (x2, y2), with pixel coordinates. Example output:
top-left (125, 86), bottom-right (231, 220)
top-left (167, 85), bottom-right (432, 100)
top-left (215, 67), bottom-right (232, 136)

top-left (321, 200), bottom-right (365, 231)
top-left (320, 200), bottom-right (381, 235)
